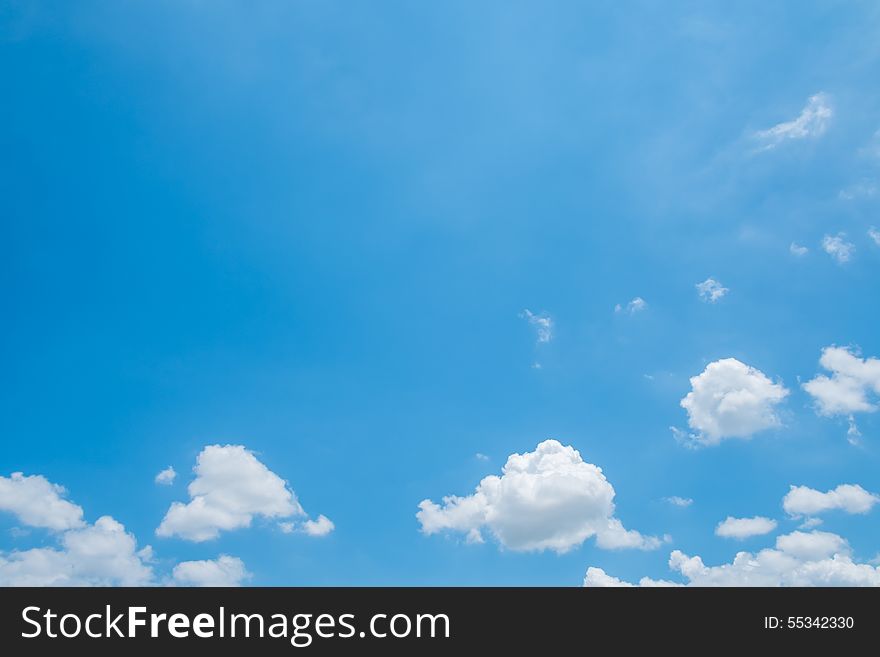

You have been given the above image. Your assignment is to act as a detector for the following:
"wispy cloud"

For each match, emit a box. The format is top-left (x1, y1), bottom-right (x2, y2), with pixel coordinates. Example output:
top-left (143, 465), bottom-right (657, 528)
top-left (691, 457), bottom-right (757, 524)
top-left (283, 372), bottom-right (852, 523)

top-left (695, 278), bottom-right (728, 303)
top-left (520, 309), bottom-right (553, 343)
top-left (789, 242), bottom-right (808, 257)
top-left (869, 227), bottom-right (880, 247)
top-left (614, 297), bottom-right (647, 314)
top-left (821, 233), bottom-right (855, 264)
top-left (753, 93), bottom-right (832, 151)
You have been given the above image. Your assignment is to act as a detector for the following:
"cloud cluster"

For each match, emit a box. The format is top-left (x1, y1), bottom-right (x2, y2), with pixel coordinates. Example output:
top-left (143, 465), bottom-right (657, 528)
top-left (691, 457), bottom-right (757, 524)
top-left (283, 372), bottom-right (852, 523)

top-left (417, 440), bottom-right (660, 553)
top-left (157, 445), bottom-right (331, 542)
top-left (803, 346), bottom-right (880, 417)
top-left (679, 358), bottom-right (789, 445)
top-left (0, 473), bottom-right (85, 532)
top-left (585, 530), bottom-right (880, 587)
top-left (753, 93), bottom-right (832, 150)
top-left (0, 474), bottom-right (153, 586)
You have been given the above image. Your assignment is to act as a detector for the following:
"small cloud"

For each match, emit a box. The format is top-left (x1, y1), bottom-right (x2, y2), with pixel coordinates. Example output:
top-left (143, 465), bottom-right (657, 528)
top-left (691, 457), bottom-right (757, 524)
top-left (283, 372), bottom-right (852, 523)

top-left (475, 453), bottom-right (490, 461)
top-left (869, 227), bottom-right (880, 247)
top-left (302, 515), bottom-right (335, 537)
top-left (664, 496), bottom-right (693, 508)
top-left (616, 297), bottom-right (647, 314)
top-left (715, 516), bottom-right (777, 539)
top-left (799, 517), bottom-right (823, 530)
top-left (789, 242), bottom-right (808, 257)
top-left (520, 309), bottom-right (553, 343)
top-left (847, 416), bottom-right (862, 446)
top-left (154, 467), bottom-right (176, 486)
top-left (695, 278), bottom-right (728, 303)
top-left (753, 93), bottom-right (832, 151)
top-left (821, 233), bottom-right (855, 264)
top-left (278, 515), bottom-right (335, 537)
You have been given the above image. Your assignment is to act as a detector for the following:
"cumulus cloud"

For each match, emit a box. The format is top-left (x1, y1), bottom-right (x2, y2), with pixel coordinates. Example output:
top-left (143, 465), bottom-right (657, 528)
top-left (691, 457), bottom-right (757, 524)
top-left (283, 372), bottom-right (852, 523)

top-left (172, 555), bottom-right (250, 587)
top-left (789, 242), bottom-right (808, 257)
top-left (302, 515), bottom-right (335, 537)
top-left (664, 496), bottom-right (693, 508)
top-left (0, 516), bottom-right (154, 586)
top-left (520, 309), bottom-right (553, 343)
top-left (803, 346), bottom-right (880, 417)
top-left (695, 278), bottom-right (728, 303)
top-left (679, 358), bottom-right (789, 446)
top-left (154, 467), bottom-right (176, 486)
top-left (585, 530), bottom-right (880, 587)
top-left (822, 233), bottom-right (855, 264)
top-left (156, 445), bottom-right (314, 542)
top-left (417, 439), bottom-right (661, 553)
top-left (0, 473), bottom-right (85, 532)
top-left (783, 484), bottom-right (879, 517)
top-left (715, 516), bottom-right (777, 539)
top-left (753, 93), bottom-right (832, 150)
top-left (615, 297), bottom-right (647, 314)
top-left (583, 567), bottom-right (679, 588)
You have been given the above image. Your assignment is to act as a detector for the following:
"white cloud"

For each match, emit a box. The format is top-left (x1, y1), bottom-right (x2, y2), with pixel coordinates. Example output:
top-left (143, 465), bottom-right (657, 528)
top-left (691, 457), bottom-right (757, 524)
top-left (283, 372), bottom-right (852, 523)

top-left (417, 439), bottom-right (661, 553)
top-left (615, 297), bottom-right (647, 314)
top-left (821, 233), bottom-right (855, 264)
top-left (583, 567), bottom-right (680, 588)
top-left (695, 278), bottom-right (728, 303)
top-left (803, 346), bottom-right (880, 416)
top-left (783, 484), bottom-right (879, 517)
top-left (302, 514), bottom-right (335, 537)
top-left (154, 466), bottom-right (176, 486)
top-left (475, 453), bottom-right (490, 462)
top-left (0, 516), bottom-right (154, 586)
top-left (715, 516), bottom-right (777, 539)
top-left (156, 445), bottom-right (305, 542)
top-left (0, 473), bottom-right (85, 532)
top-left (753, 93), bottom-right (832, 150)
top-left (869, 227), bottom-right (880, 247)
top-left (586, 530), bottom-right (880, 586)
top-left (789, 242), bottom-right (808, 257)
top-left (679, 358), bottom-right (789, 445)
top-left (172, 555), bottom-right (250, 587)
top-left (665, 496), bottom-right (693, 508)
top-left (520, 309), bottom-right (553, 343)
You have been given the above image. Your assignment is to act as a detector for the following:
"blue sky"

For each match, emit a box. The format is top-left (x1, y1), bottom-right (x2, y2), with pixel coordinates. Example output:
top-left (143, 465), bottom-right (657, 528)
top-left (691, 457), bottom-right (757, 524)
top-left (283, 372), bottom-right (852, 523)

top-left (2, 1), bottom-right (880, 586)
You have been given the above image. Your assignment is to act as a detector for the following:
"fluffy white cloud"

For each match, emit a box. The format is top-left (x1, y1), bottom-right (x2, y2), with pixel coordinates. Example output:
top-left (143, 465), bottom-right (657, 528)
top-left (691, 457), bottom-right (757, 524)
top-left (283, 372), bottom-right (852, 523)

top-left (156, 445), bottom-right (307, 542)
top-left (753, 93), bottom-right (832, 150)
top-left (521, 309), bottom-right (553, 343)
top-left (172, 555), bottom-right (250, 587)
top-left (803, 346), bottom-right (880, 416)
top-left (615, 297), bottom-right (647, 314)
top-left (0, 516), bottom-right (154, 586)
top-left (302, 515), bottom-right (335, 537)
top-left (783, 484), bottom-right (879, 517)
top-left (715, 516), bottom-right (777, 539)
top-left (586, 530), bottom-right (880, 586)
top-left (417, 439), bottom-right (661, 553)
top-left (695, 278), bottom-right (728, 303)
top-left (822, 233), bottom-right (855, 264)
top-left (869, 227), bottom-right (880, 247)
top-left (583, 567), bottom-right (679, 587)
top-left (789, 242), bottom-right (808, 257)
top-left (0, 473), bottom-right (85, 532)
top-left (679, 358), bottom-right (789, 445)
top-left (155, 466), bottom-right (176, 486)
top-left (665, 496), bottom-right (693, 508)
